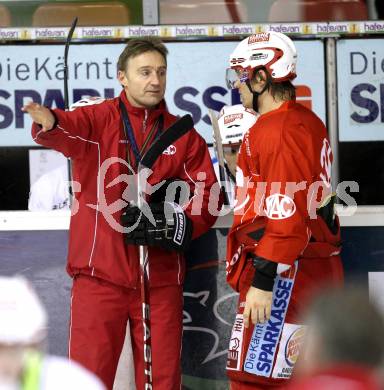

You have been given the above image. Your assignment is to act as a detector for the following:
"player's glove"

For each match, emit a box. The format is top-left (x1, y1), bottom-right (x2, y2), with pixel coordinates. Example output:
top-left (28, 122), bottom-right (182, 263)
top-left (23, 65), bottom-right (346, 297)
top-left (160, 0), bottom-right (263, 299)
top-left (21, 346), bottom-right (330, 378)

top-left (121, 202), bottom-right (193, 253)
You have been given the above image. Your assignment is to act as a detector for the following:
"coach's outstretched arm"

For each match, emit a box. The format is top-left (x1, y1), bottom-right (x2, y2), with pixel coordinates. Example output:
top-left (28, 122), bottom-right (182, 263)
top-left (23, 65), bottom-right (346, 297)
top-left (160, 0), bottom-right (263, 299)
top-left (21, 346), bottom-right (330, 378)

top-left (23, 100), bottom-right (104, 159)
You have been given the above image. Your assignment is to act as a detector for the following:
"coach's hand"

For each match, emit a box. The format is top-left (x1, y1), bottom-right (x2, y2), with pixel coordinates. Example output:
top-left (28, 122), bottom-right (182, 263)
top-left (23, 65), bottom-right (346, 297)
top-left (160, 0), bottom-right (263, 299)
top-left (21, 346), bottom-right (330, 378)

top-left (243, 286), bottom-right (272, 328)
top-left (22, 102), bottom-right (56, 132)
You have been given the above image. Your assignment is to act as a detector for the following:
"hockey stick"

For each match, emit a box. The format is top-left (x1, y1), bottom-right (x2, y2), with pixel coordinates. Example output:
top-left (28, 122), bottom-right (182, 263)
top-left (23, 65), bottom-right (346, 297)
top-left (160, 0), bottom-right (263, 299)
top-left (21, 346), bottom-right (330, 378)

top-left (208, 109), bottom-right (230, 205)
top-left (64, 17), bottom-right (77, 110)
top-left (137, 114), bottom-right (194, 389)
top-left (64, 17), bottom-right (77, 207)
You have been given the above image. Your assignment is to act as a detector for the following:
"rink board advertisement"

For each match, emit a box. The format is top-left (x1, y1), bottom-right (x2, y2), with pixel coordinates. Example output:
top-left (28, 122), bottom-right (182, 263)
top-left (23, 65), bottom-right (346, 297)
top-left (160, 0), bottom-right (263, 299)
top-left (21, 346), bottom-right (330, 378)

top-left (0, 40), bottom-right (325, 146)
top-left (337, 38), bottom-right (384, 141)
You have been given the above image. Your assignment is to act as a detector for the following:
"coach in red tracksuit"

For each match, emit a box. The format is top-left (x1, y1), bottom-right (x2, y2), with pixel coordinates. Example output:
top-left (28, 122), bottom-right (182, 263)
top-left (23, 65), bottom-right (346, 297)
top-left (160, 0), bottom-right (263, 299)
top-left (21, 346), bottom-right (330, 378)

top-left (23, 37), bottom-right (219, 390)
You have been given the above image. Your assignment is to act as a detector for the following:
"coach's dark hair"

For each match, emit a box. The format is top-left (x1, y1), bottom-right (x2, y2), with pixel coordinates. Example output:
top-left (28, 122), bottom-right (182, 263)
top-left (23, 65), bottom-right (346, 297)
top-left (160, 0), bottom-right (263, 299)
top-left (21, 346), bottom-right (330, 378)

top-left (253, 67), bottom-right (296, 101)
top-left (117, 37), bottom-right (168, 72)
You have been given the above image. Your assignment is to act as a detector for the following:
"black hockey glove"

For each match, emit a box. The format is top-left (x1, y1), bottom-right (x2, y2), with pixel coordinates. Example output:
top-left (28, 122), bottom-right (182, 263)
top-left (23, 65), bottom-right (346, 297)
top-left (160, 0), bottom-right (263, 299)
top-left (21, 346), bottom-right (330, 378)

top-left (121, 202), bottom-right (193, 253)
top-left (249, 254), bottom-right (277, 292)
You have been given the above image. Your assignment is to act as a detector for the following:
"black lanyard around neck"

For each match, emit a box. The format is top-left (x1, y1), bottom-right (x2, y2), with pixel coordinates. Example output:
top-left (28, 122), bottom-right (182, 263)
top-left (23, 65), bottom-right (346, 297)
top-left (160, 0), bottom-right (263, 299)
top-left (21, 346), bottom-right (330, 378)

top-left (119, 98), bottom-right (163, 169)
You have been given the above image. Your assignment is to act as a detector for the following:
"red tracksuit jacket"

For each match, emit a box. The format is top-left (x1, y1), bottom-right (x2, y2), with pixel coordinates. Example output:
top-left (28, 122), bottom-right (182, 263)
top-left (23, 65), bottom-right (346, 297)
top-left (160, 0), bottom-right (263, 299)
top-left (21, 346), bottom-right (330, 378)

top-left (31, 90), bottom-right (219, 288)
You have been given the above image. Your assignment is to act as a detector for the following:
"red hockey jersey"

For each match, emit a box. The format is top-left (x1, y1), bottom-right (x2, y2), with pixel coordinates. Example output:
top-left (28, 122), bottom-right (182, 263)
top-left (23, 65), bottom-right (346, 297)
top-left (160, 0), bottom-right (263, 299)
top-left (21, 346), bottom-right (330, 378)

top-left (227, 100), bottom-right (341, 291)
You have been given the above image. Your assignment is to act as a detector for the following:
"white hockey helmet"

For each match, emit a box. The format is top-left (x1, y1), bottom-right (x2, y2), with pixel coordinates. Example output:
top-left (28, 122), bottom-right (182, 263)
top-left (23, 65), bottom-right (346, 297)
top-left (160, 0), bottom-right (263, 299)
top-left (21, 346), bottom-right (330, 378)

top-left (226, 32), bottom-right (297, 89)
top-left (69, 96), bottom-right (105, 111)
top-left (218, 104), bottom-right (258, 146)
top-left (0, 276), bottom-right (47, 345)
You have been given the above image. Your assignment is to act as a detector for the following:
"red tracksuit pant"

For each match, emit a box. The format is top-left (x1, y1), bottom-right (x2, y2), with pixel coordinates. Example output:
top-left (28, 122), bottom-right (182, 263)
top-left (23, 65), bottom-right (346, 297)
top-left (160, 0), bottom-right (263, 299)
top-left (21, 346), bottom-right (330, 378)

top-left (69, 275), bottom-right (183, 390)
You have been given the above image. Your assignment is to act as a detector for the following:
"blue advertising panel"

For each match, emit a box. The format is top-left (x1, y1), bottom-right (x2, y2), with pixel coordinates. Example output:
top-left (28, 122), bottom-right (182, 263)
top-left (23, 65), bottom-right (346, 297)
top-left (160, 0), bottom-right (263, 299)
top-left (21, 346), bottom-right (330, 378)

top-left (337, 38), bottom-right (384, 141)
top-left (0, 40), bottom-right (325, 146)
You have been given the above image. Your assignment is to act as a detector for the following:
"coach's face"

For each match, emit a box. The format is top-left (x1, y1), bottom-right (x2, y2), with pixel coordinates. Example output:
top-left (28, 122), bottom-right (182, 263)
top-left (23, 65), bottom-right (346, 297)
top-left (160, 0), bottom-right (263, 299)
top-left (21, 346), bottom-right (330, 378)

top-left (118, 50), bottom-right (167, 109)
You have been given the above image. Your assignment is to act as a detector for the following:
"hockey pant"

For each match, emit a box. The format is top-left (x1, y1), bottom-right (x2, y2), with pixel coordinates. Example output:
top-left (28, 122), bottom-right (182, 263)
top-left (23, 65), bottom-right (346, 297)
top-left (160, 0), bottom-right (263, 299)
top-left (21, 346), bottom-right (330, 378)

top-left (227, 255), bottom-right (343, 389)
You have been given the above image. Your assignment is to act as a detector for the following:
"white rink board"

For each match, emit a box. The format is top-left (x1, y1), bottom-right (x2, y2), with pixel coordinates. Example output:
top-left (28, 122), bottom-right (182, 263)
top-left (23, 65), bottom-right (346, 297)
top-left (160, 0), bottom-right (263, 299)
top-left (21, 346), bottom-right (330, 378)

top-left (0, 40), bottom-right (325, 146)
top-left (337, 39), bottom-right (384, 141)
top-left (0, 206), bottom-right (383, 231)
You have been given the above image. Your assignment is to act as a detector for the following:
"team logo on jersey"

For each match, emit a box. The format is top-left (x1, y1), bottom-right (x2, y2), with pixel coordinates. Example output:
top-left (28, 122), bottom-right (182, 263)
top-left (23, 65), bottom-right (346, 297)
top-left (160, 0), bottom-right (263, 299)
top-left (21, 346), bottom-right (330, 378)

top-left (162, 145), bottom-right (176, 155)
top-left (264, 194), bottom-right (296, 220)
top-left (224, 113), bottom-right (243, 124)
top-left (285, 326), bottom-right (305, 367)
top-left (271, 323), bottom-right (305, 379)
top-left (248, 33), bottom-right (270, 44)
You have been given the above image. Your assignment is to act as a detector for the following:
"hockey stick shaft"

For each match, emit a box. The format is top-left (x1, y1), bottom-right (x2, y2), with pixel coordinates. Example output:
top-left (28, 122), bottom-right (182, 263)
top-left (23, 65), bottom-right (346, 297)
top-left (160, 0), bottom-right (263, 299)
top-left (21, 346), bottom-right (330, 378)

top-left (64, 17), bottom-right (77, 207)
top-left (139, 245), bottom-right (153, 389)
top-left (137, 114), bottom-right (194, 389)
top-left (208, 109), bottom-right (230, 205)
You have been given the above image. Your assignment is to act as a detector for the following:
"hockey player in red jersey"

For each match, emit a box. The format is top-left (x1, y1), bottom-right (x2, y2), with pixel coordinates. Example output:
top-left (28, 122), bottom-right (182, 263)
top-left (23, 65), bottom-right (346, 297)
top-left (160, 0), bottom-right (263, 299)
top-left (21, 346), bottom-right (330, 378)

top-left (224, 32), bottom-right (344, 389)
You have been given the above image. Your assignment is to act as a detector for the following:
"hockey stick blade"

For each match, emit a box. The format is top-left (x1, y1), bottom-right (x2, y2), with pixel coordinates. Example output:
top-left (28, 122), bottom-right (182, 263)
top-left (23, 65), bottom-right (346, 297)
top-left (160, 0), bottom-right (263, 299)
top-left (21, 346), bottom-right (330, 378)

top-left (140, 114), bottom-right (194, 169)
top-left (64, 17), bottom-right (78, 110)
top-left (209, 109), bottom-right (230, 205)
top-left (209, 109), bottom-right (225, 170)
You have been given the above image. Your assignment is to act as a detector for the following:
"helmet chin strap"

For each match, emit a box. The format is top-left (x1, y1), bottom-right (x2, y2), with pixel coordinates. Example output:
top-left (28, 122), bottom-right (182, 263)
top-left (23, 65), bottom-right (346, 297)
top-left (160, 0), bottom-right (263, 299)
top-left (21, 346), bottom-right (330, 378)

top-left (245, 80), bottom-right (269, 113)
